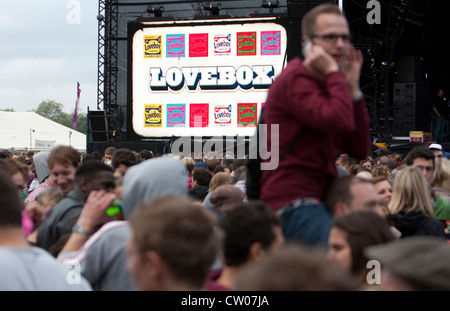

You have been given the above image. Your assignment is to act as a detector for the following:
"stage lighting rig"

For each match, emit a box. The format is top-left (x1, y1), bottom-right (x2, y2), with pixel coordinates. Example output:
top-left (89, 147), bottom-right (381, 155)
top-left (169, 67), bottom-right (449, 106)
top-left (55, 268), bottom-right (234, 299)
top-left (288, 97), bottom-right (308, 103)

top-left (204, 3), bottom-right (222, 15)
top-left (147, 5), bottom-right (165, 17)
top-left (262, 0), bottom-right (280, 13)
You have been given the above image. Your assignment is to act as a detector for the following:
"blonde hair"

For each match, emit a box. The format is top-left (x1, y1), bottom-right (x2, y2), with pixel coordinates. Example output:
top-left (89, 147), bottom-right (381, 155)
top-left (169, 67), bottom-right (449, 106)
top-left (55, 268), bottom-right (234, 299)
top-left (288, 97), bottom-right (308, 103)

top-left (181, 157), bottom-right (195, 166)
top-left (36, 186), bottom-right (64, 207)
top-left (388, 166), bottom-right (435, 217)
top-left (431, 157), bottom-right (450, 188)
top-left (371, 164), bottom-right (391, 178)
top-left (208, 172), bottom-right (231, 192)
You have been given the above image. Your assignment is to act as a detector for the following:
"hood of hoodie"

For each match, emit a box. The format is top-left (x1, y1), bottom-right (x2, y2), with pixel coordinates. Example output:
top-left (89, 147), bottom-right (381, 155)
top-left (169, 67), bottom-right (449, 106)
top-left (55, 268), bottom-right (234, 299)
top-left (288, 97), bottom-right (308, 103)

top-left (388, 212), bottom-right (429, 237)
top-left (33, 151), bottom-right (50, 183)
top-left (122, 156), bottom-right (187, 219)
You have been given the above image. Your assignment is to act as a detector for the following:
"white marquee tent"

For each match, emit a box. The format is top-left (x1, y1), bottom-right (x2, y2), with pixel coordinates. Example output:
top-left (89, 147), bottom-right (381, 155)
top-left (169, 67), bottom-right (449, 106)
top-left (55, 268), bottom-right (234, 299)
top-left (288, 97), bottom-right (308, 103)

top-left (0, 111), bottom-right (86, 152)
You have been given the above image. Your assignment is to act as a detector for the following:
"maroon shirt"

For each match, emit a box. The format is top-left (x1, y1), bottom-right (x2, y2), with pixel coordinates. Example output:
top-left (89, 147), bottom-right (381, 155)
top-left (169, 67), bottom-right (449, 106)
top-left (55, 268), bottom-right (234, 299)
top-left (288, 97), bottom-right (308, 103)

top-left (259, 57), bottom-right (370, 212)
top-left (204, 269), bottom-right (230, 291)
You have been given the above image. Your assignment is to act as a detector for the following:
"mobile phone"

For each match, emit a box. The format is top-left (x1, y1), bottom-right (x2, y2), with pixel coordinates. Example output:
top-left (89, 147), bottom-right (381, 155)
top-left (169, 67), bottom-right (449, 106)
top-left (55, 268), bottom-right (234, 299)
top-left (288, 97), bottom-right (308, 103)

top-left (302, 38), bottom-right (312, 58)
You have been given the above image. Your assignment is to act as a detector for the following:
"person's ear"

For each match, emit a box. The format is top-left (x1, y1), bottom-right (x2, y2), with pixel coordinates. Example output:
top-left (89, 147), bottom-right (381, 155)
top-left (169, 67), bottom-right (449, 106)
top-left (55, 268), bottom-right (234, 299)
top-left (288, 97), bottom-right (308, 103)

top-left (146, 251), bottom-right (164, 280)
top-left (333, 202), bottom-right (346, 217)
top-left (79, 178), bottom-right (89, 192)
top-left (248, 242), bottom-right (265, 262)
top-left (301, 35), bottom-right (309, 44)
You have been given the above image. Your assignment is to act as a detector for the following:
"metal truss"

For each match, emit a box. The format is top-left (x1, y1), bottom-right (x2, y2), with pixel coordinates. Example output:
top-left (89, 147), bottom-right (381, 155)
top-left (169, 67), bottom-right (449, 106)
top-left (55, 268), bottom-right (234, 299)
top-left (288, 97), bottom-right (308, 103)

top-left (96, 0), bottom-right (119, 141)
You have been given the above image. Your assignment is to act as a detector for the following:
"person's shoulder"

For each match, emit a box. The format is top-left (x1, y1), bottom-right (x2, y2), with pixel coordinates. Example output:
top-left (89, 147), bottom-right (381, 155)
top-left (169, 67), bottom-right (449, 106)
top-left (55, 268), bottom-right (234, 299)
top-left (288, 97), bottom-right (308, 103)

top-left (53, 192), bottom-right (84, 215)
top-left (0, 246), bottom-right (52, 265)
top-left (90, 221), bottom-right (130, 242)
top-left (287, 56), bottom-right (302, 64)
top-left (0, 247), bottom-right (24, 260)
top-left (61, 221), bottom-right (129, 262)
top-left (284, 56), bottom-right (305, 72)
top-left (416, 216), bottom-right (446, 237)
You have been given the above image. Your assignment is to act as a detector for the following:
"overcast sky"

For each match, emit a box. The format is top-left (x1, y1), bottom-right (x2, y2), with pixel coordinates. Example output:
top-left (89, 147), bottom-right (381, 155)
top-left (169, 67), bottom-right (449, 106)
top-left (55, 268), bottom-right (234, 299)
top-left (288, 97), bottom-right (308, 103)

top-left (0, 0), bottom-right (98, 114)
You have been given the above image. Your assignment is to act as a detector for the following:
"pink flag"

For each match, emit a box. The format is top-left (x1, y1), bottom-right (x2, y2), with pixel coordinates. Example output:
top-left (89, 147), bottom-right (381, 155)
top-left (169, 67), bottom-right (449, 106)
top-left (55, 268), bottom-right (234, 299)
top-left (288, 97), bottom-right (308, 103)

top-left (72, 82), bottom-right (81, 130)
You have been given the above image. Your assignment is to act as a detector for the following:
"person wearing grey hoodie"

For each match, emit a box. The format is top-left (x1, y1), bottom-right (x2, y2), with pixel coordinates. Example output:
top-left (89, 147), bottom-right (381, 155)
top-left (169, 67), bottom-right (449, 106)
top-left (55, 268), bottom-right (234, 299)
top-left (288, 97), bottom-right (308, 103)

top-left (23, 151), bottom-right (52, 235)
top-left (24, 151), bottom-right (51, 205)
top-left (57, 156), bottom-right (188, 291)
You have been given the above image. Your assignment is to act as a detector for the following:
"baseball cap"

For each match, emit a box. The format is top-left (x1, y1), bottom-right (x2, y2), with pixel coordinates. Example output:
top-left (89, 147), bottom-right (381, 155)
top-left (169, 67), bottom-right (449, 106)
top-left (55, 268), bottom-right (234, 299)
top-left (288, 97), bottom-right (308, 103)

top-left (194, 161), bottom-right (207, 168)
top-left (429, 143), bottom-right (443, 151)
top-left (223, 155), bottom-right (235, 164)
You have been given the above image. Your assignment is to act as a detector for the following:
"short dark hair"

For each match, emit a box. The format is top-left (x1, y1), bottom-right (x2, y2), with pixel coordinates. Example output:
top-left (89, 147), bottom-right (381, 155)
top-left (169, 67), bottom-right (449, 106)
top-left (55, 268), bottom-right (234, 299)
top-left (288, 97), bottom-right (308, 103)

top-left (75, 161), bottom-right (114, 183)
top-left (337, 154), bottom-right (359, 167)
top-left (219, 201), bottom-right (282, 267)
top-left (232, 158), bottom-right (246, 171)
top-left (104, 146), bottom-right (117, 156)
top-left (0, 171), bottom-right (23, 227)
top-left (81, 151), bottom-right (103, 163)
top-left (206, 158), bottom-right (220, 172)
top-left (139, 149), bottom-right (154, 160)
top-left (192, 167), bottom-right (212, 187)
top-left (324, 176), bottom-right (373, 214)
top-left (324, 175), bottom-right (353, 213)
top-left (301, 3), bottom-right (343, 37)
top-left (404, 145), bottom-right (435, 166)
top-left (111, 148), bottom-right (138, 170)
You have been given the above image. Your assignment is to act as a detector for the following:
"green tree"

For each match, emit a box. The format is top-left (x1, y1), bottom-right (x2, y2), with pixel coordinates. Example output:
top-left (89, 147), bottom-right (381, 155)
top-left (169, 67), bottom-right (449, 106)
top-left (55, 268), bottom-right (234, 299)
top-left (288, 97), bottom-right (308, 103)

top-left (0, 108), bottom-right (15, 112)
top-left (34, 100), bottom-right (87, 135)
top-left (35, 100), bottom-right (65, 121)
top-left (76, 113), bottom-right (87, 134)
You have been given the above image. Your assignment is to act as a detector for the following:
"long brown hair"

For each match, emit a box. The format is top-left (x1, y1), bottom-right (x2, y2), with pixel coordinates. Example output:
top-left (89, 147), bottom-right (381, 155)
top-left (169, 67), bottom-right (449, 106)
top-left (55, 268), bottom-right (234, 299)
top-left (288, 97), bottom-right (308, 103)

top-left (331, 210), bottom-right (395, 284)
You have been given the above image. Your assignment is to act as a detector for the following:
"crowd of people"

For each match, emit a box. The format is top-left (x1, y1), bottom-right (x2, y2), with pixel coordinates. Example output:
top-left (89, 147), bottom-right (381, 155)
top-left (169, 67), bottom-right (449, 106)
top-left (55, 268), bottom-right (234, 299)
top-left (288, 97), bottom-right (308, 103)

top-left (1, 4), bottom-right (449, 292)
top-left (0, 140), bottom-right (449, 291)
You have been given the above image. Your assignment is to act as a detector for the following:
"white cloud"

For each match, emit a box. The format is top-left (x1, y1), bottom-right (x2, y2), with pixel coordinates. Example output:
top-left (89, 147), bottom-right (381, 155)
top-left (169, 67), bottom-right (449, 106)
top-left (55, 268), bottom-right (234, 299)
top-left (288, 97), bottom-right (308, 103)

top-left (0, 0), bottom-right (99, 114)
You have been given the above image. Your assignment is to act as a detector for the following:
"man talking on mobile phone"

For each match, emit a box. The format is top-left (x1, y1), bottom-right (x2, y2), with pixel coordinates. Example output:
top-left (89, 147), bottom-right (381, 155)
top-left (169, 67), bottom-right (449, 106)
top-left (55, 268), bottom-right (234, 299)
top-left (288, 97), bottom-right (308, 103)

top-left (258, 4), bottom-right (370, 247)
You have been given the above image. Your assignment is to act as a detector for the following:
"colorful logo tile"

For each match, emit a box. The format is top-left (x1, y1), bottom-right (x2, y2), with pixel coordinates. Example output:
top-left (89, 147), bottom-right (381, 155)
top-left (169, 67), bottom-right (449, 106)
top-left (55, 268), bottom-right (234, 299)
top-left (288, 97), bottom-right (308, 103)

top-left (190, 103), bottom-right (209, 127)
top-left (144, 104), bottom-right (163, 127)
top-left (213, 104), bottom-right (232, 126)
top-left (237, 103), bottom-right (257, 127)
top-left (167, 104), bottom-right (186, 127)
top-left (213, 34), bottom-right (231, 56)
top-left (189, 33), bottom-right (208, 57)
top-left (237, 32), bottom-right (256, 56)
top-left (166, 34), bottom-right (185, 58)
top-left (144, 35), bottom-right (162, 58)
top-left (261, 31), bottom-right (281, 55)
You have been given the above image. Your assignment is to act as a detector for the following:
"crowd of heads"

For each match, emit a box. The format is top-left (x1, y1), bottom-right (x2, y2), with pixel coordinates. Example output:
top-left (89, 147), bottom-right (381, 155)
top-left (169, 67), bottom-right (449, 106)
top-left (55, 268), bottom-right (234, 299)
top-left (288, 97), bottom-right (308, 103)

top-left (0, 139), bottom-right (448, 292)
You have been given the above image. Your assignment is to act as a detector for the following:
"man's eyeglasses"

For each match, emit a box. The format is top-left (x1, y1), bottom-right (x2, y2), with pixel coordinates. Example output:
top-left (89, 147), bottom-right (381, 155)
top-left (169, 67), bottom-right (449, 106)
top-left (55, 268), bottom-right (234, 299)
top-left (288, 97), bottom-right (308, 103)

top-left (310, 33), bottom-right (351, 43)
